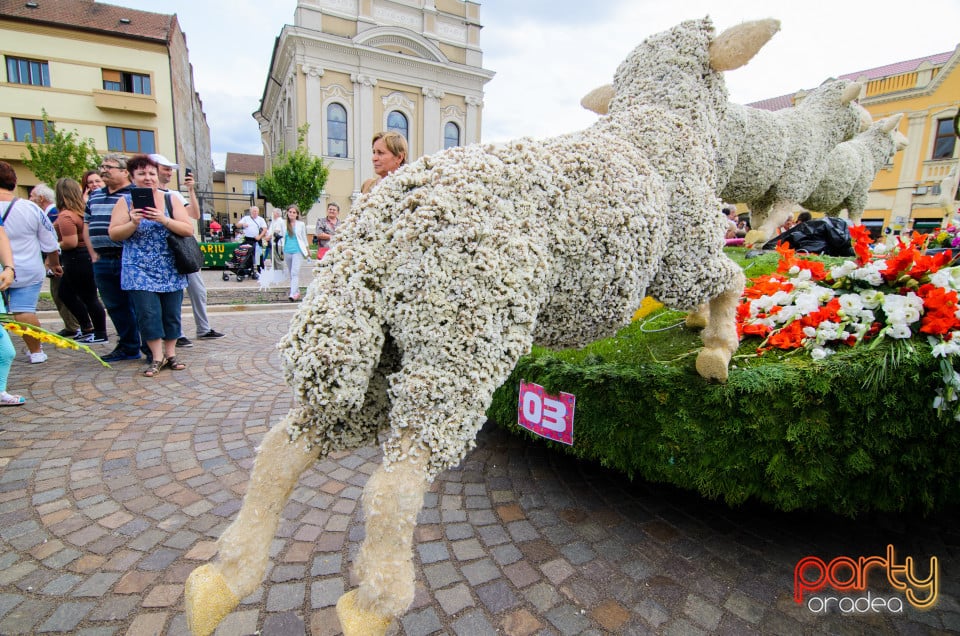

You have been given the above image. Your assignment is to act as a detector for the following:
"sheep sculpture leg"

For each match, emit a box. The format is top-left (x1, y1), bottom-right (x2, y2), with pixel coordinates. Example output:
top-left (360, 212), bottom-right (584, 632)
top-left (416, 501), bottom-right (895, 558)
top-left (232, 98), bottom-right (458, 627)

top-left (336, 433), bottom-right (430, 635)
top-left (694, 270), bottom-right (745, 382)
top-left (184, 415), bottom-right (322, 636)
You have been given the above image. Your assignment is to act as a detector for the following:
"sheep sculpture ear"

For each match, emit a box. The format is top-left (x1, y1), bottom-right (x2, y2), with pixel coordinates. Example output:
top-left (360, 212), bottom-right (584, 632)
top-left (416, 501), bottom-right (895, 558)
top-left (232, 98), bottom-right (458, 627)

top-left (580, 84), bottom-right (615, 115)
top-left (881, 113), bottom-right (903, 133)
top-left (708, 18), bottom-right (781, 71)
top-left (841, 82), bottom-right (863, 105)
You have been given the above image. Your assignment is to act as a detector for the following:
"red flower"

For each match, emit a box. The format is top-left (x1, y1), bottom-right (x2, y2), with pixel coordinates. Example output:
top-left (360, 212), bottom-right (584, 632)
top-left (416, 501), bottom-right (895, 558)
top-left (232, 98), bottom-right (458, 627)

top-left (849, 225), bottom-right (874, 266)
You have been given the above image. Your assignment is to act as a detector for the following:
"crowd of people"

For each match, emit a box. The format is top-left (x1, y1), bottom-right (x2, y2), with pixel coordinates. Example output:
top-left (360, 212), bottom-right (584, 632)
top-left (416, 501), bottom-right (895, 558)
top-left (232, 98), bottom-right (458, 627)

top-left (0, 153), bottom-right (227, 404)
top-left (0, 131), bottom-right (410, 405)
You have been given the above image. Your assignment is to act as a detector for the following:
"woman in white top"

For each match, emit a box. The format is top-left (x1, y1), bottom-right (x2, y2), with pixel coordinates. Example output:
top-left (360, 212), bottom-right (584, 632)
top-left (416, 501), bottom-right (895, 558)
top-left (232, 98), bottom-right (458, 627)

top-left (282, 205), bottom-right (310, 301)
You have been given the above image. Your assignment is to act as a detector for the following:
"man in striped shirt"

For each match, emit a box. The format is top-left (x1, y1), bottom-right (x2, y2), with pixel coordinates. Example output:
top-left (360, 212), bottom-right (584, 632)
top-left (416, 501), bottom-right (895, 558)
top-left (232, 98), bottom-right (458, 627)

top-left (83, 153), bottom-right (141, 362)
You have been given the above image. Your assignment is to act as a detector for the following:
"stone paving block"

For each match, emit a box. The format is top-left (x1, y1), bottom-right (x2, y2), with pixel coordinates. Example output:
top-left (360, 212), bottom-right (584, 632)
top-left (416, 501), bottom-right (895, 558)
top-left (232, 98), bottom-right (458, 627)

top-left (545, 603), bottom-right (592, 636)
top-left (138, 548), bottom-right (180, 571)
top-left (310, 578), bottom-right (344, 608)
top-left (501, 608), bottom-right (543, 636)
top-left (142, 584), bottom-right (183, 608)
top-left (523, 581), bottom-right (560, 613)
top-left (451, 538), bottom-right (486, 562)
top-left (262, 610), bottom-right (305, 635)
top-left (37, 600), bottom-right (94, 632)
top-left (436, 582), bottom-right (475, 615)
top-left (476, 579), bottom-right (520, 613)
top-left (462, 558), bottom-right (500, 586)
top-left (0, 598), bottom-right (55, 634)
top-left (423, 561), bottom-right (462, 589)
top-left (504, 560), bottom-right (540, 588)
top-left (634, 597), bottom-right (670, 628)
top-left (491, 543), bottom-right (523, 566)
top-left (214, 608), bottom-right (259, 636)
top-left (0, 561), bottom-right (38, 586)
top-left (401, 606), bottom-right (443, 635)
top-left (723, 590), bottom-right (766, 625)
top-left (267, 582), bottom-right (306, 612)
top-left (417, 540), bottom-right (450, 565)
top-left (310, 553), bottom-right (343, 577)
top-left (0, 593), bottom-right (22, 619)
top-left (88, 595), bottom-right (141, 621)
top-left (124, 612), bottom-right (168, 635)
top-left (41, 572), bottom-right (83, 595)
top-left (452, 608), bottom-right (496, 635)
top-left (72, 572), bottom-right (121, 597)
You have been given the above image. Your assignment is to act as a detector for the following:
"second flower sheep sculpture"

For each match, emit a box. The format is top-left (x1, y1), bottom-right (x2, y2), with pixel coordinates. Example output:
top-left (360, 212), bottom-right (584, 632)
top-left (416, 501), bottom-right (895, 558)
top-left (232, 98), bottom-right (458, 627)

top-left (184, 17), bottom-right (779, 636)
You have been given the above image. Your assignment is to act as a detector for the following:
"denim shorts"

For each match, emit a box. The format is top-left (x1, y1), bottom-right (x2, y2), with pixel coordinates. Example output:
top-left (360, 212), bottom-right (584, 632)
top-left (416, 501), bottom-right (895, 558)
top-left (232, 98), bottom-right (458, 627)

top-left (5, 281), bottom-right (42, 313)
top-left (127, 289), bottom-right (183, 342)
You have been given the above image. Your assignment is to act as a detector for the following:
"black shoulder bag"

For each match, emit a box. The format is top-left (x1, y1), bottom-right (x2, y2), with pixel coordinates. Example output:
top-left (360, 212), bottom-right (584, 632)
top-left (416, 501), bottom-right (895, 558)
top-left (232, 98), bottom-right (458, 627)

top-left (163, 193), bottom-right (203, 274)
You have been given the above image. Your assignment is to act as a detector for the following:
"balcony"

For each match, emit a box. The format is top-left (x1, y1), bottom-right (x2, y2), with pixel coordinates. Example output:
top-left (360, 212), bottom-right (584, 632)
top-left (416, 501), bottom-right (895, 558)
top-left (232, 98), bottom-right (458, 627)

top-left (92, 89), bottom-right (157, 115)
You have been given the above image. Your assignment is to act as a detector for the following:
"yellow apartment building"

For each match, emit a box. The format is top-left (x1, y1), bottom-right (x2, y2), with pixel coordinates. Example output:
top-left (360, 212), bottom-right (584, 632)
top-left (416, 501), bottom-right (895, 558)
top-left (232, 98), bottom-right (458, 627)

top-left (0, 0), bottom-right (211, 208)
top-left (254, 0), bottom-right (493, 230)
top-left (750, 45), bottom-right (960, 236)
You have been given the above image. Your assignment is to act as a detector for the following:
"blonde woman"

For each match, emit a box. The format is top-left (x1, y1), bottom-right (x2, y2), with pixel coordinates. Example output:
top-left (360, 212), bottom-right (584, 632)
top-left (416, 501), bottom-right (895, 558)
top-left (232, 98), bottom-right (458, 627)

top-left (283, 205), bottom-right (309, 301)
top-left (360, 131), bottom-right (408, 194)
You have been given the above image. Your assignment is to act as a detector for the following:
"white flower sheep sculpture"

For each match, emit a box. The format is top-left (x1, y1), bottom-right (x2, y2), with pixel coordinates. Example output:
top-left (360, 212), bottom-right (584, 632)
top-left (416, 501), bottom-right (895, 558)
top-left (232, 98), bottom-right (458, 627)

top-left (802, 113), bottom-right (908, 222)
top-left (581, 78), bottom-right (871, 243)
top-left (183, 17), bottom-right (779, 636)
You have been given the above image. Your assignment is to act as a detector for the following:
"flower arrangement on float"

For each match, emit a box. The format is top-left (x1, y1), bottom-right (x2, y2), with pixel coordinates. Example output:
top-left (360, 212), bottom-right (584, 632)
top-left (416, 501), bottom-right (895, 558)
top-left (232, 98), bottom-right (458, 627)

top-left (0, 314), bottom-right (110, 366)
top-left (737, 224), bottom-right (960, 420)
top-left (926, 223), bottom-right (960, 250)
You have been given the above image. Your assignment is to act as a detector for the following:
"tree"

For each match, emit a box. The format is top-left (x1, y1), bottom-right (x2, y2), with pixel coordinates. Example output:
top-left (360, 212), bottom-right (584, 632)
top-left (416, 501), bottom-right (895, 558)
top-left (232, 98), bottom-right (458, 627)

top-left (21, 109), bottom-right (101, 184)
top-left (257, 125), bottom-right (329, 213)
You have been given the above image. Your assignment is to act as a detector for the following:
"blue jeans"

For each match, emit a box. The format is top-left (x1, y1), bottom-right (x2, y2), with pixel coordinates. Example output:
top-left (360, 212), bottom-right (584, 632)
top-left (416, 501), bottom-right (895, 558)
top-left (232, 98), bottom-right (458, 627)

top-left (93, 256), bottom-right (141, 354)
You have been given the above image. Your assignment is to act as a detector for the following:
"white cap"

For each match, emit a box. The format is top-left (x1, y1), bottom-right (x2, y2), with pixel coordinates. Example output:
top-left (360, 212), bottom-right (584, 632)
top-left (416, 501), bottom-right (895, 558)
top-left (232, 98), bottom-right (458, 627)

top-left (149, 153), bottom-right (178, 168)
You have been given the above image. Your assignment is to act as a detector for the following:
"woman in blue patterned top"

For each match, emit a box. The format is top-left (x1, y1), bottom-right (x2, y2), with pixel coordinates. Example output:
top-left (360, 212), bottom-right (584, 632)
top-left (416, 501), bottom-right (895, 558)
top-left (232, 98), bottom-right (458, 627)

top-left (108, 154), bottom-right (193, 377)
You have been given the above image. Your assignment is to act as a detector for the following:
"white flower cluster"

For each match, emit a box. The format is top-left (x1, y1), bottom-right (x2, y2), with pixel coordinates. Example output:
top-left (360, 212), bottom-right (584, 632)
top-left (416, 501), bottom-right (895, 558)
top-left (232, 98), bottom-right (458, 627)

top-left (277, 18), bottom-right (748, 479)
top-left (803, 115), bottom-right (907, 222)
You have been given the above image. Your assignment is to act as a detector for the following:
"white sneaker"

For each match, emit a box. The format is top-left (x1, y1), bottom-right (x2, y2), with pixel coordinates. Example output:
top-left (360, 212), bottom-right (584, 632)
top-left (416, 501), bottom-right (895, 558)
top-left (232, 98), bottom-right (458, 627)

top-left (29, 351), bottom-right (48, 364)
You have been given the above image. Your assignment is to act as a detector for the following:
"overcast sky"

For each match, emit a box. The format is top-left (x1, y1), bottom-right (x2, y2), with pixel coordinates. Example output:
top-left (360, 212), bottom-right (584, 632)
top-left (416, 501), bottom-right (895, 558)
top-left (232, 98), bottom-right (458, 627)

top-left (125, 0), bottom-right (960, 167)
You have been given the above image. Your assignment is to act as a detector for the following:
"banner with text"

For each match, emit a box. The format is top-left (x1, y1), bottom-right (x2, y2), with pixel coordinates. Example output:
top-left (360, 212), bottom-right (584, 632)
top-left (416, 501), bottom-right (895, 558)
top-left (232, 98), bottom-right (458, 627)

top-left (517, 380), bottom-right (575, 446)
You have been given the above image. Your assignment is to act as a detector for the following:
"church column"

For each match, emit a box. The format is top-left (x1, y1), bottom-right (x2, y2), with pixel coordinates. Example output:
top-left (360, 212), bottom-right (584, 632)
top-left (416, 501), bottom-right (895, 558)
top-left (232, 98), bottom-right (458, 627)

top-left (303, 64), bottom-right (325, 156)
top-left (352, 73), bottom-right (378, 193)
top-left (422, 87), bottom-right (445, 155)
top-left (465, 95), bottom-right (483, 145)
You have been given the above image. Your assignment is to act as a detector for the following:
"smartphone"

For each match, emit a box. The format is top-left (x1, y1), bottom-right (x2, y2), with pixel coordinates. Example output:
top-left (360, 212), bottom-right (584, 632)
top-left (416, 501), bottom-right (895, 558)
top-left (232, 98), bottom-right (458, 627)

top-left (184, 167), bottom-right (193, 178)
top-left (131, 187), bottom-right (154, 210)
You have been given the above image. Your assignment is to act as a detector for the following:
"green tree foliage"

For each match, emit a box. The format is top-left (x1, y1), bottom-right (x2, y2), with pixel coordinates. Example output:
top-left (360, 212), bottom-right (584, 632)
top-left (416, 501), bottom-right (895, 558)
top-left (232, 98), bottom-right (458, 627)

top-left (21, 109), bottom-right (101, 183)
top-left (257, 125), bottom-right (329, 213)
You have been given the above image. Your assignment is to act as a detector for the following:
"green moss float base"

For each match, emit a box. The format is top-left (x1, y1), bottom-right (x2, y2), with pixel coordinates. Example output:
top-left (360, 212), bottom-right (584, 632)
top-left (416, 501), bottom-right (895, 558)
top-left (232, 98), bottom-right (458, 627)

top-left (487, 319), bottom-right (960, 516)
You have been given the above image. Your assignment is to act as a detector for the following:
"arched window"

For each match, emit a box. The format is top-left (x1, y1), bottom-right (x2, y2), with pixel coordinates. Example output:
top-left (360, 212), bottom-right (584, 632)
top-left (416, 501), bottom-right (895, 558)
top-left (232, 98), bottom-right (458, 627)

top-left (443, 122), bottom-right (460, 149)
top-left (327, 103), bottom-right (348, 158)
top-left (387, 111), bottom-right (408, 139)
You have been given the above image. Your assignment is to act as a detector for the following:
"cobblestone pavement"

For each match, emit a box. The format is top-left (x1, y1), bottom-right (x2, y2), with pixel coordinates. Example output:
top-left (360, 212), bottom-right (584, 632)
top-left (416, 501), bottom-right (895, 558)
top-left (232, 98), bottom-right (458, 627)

top-left (1, 306), bottom-right (959, 635)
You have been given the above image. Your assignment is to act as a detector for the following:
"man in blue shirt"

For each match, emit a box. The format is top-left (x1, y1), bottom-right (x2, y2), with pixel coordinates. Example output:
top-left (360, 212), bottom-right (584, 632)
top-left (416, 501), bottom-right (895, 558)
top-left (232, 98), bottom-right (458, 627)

top-left (83, 154), bottom-right (140, 362)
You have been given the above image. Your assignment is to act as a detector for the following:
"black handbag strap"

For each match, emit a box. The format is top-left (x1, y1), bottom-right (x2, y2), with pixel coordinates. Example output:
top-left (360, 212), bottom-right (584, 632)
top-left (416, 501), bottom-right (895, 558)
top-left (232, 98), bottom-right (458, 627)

top-left (1, 197), bottom-right (19, 224)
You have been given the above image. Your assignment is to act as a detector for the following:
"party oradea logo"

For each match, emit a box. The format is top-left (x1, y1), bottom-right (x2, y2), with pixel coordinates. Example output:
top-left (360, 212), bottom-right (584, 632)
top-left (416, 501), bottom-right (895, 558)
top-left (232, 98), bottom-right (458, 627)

top-left (794, 545), bottom-right (939, 614)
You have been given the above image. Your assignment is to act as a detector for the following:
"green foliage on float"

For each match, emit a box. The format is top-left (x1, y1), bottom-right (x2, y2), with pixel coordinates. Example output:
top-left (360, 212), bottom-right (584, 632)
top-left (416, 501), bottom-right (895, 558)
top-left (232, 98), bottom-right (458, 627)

top-left (487, 250), bottom-right (960, 516)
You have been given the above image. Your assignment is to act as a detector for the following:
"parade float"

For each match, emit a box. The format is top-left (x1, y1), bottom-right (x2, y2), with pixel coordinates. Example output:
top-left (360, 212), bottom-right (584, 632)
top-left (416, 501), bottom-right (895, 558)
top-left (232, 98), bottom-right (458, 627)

top-left (489, 234), bottom-right (960, 517)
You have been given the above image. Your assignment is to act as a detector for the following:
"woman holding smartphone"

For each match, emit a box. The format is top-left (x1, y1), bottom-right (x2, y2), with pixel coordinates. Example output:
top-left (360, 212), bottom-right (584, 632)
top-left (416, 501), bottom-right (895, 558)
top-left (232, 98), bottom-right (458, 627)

top-left (108, 154), bottom-right (194, 377)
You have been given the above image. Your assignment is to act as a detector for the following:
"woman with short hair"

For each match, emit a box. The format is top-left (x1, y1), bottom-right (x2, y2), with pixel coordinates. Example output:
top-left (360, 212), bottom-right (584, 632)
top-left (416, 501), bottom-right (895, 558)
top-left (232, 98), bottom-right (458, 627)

top-left (108, 154), bottom-right (194, 377)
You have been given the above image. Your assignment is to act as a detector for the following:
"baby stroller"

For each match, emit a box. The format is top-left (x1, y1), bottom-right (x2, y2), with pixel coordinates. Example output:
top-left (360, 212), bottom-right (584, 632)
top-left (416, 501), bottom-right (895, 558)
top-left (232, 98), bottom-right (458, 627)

top-left (222, 243), bottom-right (257, 282)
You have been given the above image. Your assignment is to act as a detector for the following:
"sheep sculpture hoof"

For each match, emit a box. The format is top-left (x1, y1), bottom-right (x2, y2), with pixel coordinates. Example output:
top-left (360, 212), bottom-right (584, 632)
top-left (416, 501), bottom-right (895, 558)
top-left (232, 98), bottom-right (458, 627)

top-left (696, 347), bottom-right (732, 382)
top-left (184, 564), bottom-right (239, 636)
top-left (742, 229), bottom-right (767, 247)
top-left (336, 590), bottom-right (392, 636)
